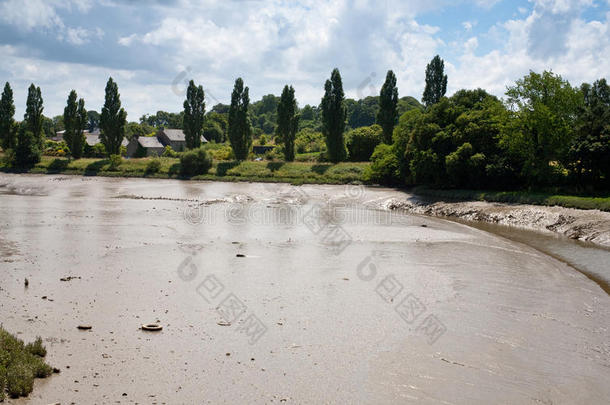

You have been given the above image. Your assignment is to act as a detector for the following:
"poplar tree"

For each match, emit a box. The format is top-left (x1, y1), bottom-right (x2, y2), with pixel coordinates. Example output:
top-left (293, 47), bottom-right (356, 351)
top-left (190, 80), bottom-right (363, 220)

top-left (321, 68), bottom-right (347, 162)
top-left (276, 85), bottom-right (299, 161)
top-left (24, 84), bottom-right (44, 147)
top-left (100, 77), bottom-right (127, 156)
top-left (183, 80), bottom-right (205, 149)
top-left (0, 82), bottom-right (16, 150)
top-left (63, 90), bottom-right (78, 150)
top-left (422, 55), bottom-right (448, 107)
top-left (227, 78), bottom-right (252, 160)
top-left (377, 70), bottom-right (399, 144)
top-left (16, 84), bottom-right (44, 166)
top-left (64, 90), bottom-right (88, 159)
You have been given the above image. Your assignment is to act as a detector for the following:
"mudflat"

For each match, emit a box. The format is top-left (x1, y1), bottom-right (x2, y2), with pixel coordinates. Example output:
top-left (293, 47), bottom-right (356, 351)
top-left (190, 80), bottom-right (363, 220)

top-left (1, 174), bottom-right (609, 404)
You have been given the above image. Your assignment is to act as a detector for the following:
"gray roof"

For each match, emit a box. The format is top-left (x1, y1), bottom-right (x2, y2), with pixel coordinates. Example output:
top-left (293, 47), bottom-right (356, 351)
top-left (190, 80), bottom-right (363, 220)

top-left (161, 128), bottom-right (208, 143)
top-left (138, 136), bottom-right (164, 148)
top-left (86, 134), bottom-right (128, 147)
top-left (161, 129), bottom-right (186, 142)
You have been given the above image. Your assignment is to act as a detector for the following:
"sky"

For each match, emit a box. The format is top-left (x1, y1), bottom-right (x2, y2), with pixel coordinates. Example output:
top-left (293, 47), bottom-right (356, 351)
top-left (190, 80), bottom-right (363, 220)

top-left (0, 0), bottom-right (609, 120)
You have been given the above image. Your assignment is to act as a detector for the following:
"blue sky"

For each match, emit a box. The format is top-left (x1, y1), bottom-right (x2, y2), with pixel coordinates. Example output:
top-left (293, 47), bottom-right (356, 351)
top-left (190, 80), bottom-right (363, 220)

top-left (1, 0), bottom-right (609, 120)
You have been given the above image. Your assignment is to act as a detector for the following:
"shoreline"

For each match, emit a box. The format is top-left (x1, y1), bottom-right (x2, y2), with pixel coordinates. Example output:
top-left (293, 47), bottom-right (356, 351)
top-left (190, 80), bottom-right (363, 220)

top-left (3, 169), bottom-right (610, 248)
top-left (382, 195), bottom-right (610, 248)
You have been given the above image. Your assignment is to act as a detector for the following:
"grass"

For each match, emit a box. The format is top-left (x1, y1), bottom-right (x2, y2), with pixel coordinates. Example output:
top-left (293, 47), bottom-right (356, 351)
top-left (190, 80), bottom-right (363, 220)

top-left (413, 187), bottom-right (610, 212)
top-left (0, 155), bottom-right (370, 185)
top-left (3, 154), bottom-right (609, 211)
top-left (0, 327), bottom-right (54, 400)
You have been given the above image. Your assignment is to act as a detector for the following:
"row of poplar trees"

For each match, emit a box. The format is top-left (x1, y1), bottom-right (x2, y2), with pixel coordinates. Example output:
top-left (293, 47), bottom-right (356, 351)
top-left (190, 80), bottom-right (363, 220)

top-left (184, 55), bottom-right (448, 162)
top-left (1, 54), bottom-right (448, 165)
top-left (0, 77), bottom-right (127, 165)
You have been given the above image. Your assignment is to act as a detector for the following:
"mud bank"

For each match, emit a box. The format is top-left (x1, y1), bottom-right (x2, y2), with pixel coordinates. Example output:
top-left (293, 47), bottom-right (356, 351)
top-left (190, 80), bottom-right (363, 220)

top-left (383, 196), bottom-right (610, 248)
top-left (2, 175), bottom-right (610, 404)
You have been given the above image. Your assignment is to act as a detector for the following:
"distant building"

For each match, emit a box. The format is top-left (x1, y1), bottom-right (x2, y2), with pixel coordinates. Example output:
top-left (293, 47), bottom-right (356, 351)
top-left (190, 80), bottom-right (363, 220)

top-left (252, 145), bottom-right (275, 155)
top-left (157, 128), bottom-right (207, 152)
top-left (126, 136), bottom-right (165, 157)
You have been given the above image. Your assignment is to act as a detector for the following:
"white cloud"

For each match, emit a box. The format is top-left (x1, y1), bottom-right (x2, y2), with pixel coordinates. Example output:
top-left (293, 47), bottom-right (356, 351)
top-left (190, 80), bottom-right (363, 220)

top-left (1, 0), bottom-right (608, 118)
top-left (449, 2), bottom-right (610, 96)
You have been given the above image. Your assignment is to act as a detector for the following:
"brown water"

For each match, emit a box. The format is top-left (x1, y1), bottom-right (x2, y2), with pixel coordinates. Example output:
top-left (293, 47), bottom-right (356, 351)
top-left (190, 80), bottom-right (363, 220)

top-left (1, 174), bottom-right (609, 404)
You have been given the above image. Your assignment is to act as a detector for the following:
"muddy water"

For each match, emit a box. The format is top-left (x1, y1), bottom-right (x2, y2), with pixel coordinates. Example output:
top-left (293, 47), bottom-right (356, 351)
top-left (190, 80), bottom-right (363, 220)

top-left (1, 174), bottom-right (609, 404)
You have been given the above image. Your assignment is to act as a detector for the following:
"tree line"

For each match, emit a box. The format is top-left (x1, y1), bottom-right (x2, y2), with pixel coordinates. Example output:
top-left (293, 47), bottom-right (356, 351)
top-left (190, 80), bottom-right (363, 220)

top-left (1, 54), bottom-right (608, 190)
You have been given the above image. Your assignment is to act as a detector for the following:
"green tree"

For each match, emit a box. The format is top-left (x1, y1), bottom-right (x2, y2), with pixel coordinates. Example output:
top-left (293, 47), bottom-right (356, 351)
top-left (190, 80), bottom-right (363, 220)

top-left (100, 77), bottom-right (127, 156)
top-left (321, 68), bottom-right (347, 162)
top-left (63, 90), bottom-right (78, 152)
top-left (24, 84), bottom-right (44, 148)
top-left (346, 124), bottom-right (383, 161)
top-left (227, 78), bottom-right (252, 160)
top-left (0, 82), bottom-right (16, 150)
top-left (276, 85), bottom-right (299, 161)
top-left (87, 110), bottom-right (100, 131)
top-left (377, 70), bottom-right (399, 143)
top-left (183, 80), bottom-right (206, 149)
top-left (71, 98), bottom-right (87, 159)
top-left (422, 55), bottom-right (448, 107)
top-left (569, 79), bottom-right (610, 187)
top-left (504, 71), bottom-right (582, 185)
top-left (15, 125), bottom-right (40, 167)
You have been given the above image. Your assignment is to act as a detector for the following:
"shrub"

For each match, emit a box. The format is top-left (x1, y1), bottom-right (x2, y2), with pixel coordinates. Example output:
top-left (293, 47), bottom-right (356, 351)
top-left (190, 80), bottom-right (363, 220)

top-left (15, 129), bottom-right (41, 167)
top-left (364, 144), bottom-right (400, 184)
top-left (84, 142), bottom-right (106, 158)
top-left (410, 149), bottom-right (441, 185)
top-left (108, 154), bottom-right (122, 171)
top-left (202, 121), bottom-right (225, 143)
top-left (180, 147), bottom-right (212, 176)
top-left (204, 143), bottom-right (234, 160)
top-left (1, 148), bottom-right (15, 168)
top-left (346, 124), bottom-right (383, 161)
top-left (145, 158), bottom-right (161, 174)
top-left (25, 337), bottom-right (46, 357)
top-left (6, 363), bottom-right (33, 398)
top-left (295, 128), bottom-right (326, 154)
top-left (43, 140), bottom-right (70, 157)
top-left (162, 145), bottom-right (178, 158)
top-left (0, 327), bottom-right (53, 399)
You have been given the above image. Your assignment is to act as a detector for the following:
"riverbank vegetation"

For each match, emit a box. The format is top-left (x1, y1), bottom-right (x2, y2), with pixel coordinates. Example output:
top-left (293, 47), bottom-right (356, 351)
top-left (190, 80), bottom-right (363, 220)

top-left (0, 327), bottom-right (54, 400)
top-left (0, 154), bottom-right (368, 185)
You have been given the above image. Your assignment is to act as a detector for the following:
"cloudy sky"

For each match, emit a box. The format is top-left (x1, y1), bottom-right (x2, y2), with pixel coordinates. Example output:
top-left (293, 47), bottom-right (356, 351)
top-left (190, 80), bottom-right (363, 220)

top-left (1, 0), bottom-right (609, 120)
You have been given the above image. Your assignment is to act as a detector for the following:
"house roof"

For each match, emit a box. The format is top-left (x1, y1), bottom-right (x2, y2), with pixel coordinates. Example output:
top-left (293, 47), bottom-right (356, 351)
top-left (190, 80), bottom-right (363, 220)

top-left (86, 134), bottom-right (128, 147)
top-left (161, 129), bottom-right (186, 142)
top-left (161, 128), bottom-right (208, 143)
top-left (138, 136), bottom-right (164, 148)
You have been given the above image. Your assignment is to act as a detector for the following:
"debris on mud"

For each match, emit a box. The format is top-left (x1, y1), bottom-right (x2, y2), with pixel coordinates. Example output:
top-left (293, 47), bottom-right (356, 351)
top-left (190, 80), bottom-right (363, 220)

top-left (60, 276), bottom-right (82, 282)
top-left (141, 323), bottom-right (163, 332)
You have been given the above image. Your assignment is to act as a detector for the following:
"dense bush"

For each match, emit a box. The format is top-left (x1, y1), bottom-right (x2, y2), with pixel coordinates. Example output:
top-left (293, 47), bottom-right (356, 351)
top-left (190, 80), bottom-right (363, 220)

top-left (108, 154), bottom-right (122, 171)
top-left (346, 124), bottom-right (382, 161)
top-left (15, 128), bottom-right (41, 167)
top-left (180, 147), bottom-right (212, 176)
top-left (202, 120), bottom-right (224, 143)
top-left (295, 128), bottom-right (326, 154)
top-left (145, 158), bottom-right (161, 174)
top-left (162, 145), bottom-right (178, 158)
top-left (43, 140), bottom-right (70, 157)
top-left (83, 142), bottom-right (106, 158)
top-left (364, 143), bottom-right (400, 184)
top-left (203, 143), bottom-right (234, 160)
